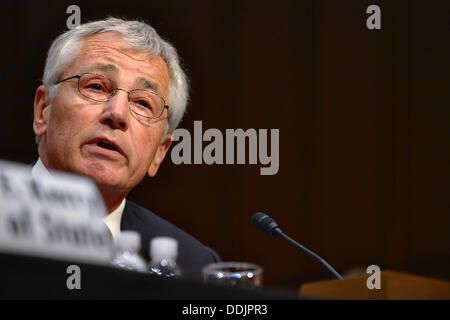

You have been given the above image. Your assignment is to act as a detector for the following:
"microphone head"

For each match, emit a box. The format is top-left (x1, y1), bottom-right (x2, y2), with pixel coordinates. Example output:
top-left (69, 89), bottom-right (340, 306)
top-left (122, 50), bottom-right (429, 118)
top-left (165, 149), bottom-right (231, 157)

top-left (252, 212), bottom-right (282, 237)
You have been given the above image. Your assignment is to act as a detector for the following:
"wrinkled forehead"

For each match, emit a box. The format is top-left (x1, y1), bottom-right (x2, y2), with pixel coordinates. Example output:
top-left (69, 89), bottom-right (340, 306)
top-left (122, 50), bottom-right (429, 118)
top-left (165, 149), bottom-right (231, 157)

top-left (70, 31), bottom-right (170, 97)
top-left (81, 32), bottom-right (144, 57)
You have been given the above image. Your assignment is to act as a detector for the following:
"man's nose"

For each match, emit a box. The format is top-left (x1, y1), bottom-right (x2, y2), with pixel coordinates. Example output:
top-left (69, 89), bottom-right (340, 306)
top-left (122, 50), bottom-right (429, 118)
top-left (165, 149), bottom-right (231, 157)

top-left (100, 89), bottom-right (130, 130)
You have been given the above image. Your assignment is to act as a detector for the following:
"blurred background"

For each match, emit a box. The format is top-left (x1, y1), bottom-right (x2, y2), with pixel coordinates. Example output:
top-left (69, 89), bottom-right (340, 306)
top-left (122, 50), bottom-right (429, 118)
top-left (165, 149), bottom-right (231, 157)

top-left (0, 0), bottom-right (448, 291)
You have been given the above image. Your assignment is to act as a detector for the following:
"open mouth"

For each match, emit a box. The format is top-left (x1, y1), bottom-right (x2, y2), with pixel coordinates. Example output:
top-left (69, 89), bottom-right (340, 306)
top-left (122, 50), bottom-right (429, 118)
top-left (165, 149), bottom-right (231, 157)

top-left (97, 140), bottom-right (118, 151)
top-left (85, 137), bottom-right (125, 158)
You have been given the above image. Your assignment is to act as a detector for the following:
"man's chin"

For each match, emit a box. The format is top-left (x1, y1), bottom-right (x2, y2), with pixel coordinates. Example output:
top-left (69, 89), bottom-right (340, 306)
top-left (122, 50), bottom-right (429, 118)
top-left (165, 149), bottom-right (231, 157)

top-left (70, 162), bottom-right (127, 191)
top-left (85, 172), bottom-right (126, 191)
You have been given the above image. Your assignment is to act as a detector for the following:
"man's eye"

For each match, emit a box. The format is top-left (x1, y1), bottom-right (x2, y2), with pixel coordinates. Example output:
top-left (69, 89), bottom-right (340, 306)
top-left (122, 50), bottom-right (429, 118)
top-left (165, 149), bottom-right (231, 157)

top-left (88, 83), bottom-right (105, 91)
top-left (137, 100), bottom-right (151, 109)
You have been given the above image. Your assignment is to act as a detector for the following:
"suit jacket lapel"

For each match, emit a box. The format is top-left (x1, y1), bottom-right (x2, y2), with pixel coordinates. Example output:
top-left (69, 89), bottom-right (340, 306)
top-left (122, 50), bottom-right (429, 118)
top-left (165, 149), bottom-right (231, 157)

top-left (120, 201), bottom-right (152, 261)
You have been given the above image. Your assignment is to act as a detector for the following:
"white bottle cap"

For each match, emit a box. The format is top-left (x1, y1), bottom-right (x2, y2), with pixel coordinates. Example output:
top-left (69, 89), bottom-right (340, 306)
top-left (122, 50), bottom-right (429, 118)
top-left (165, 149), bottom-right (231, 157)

top-left (150, 237), bottom-right (178, 260)
top-left (115, 231), bottom-right (141, 253)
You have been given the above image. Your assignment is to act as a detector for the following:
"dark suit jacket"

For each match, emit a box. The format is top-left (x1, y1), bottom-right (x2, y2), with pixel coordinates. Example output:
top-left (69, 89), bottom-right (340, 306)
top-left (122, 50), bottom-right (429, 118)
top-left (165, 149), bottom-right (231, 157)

top-left (120, 200), bottom-right (221, 281)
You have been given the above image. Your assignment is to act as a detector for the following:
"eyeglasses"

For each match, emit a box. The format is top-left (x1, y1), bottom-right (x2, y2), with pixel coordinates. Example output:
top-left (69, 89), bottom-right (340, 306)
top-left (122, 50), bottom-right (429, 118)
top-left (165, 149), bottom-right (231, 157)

top-left (56, 73), bottom-right (169, 119)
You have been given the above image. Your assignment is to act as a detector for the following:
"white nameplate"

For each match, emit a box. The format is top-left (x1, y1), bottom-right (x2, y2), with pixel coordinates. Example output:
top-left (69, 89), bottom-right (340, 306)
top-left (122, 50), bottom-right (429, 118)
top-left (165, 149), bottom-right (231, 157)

top-left (0, 160), bottom-right (114, 265)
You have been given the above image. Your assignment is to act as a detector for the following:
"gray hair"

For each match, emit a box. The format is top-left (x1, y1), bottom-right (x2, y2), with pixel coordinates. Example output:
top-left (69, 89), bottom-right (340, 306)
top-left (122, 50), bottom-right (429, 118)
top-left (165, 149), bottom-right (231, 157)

top-left (40, 17), bottom-right (188, 138)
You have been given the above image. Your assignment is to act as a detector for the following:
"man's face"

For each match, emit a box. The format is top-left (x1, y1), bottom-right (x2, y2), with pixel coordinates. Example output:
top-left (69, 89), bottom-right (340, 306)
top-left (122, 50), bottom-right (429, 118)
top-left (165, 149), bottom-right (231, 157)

top-left (33, 32), bottom-right (172, 196)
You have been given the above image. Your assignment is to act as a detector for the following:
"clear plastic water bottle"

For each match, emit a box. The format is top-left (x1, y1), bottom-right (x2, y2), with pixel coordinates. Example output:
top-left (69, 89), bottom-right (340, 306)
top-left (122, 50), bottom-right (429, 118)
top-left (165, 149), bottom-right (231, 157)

top-left (148, 237), bottom-right (183, 278)
top-left (111, 231), bottom-right (147, 273)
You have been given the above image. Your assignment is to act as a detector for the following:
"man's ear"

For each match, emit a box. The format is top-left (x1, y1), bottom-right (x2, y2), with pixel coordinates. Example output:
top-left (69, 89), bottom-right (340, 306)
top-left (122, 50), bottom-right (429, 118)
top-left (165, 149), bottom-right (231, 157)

top-left (33, 85), bottom-right (52, 138)
top-left (147, 132), bottom-right (173, 177)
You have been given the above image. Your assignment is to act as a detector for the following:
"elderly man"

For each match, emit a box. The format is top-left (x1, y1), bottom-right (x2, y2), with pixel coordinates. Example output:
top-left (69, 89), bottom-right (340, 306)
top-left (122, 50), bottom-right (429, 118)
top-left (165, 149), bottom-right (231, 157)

top-left (31, 18), bottom-right (220, 280)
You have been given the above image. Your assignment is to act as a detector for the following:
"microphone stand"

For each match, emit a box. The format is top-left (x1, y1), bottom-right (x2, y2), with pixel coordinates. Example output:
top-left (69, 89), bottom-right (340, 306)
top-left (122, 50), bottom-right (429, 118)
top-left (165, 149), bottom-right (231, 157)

top-left (274, 228), bottom-right (343, 280)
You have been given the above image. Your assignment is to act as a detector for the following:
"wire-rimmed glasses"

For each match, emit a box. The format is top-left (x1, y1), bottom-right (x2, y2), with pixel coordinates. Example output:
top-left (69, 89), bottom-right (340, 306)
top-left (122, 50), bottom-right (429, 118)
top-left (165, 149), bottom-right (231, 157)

top-left (56, 73), bottom-right (169, 119)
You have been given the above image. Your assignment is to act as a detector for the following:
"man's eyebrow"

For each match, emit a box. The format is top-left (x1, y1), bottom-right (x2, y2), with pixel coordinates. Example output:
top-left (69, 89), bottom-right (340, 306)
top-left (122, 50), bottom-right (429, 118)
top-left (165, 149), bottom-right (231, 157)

top-left (85, 63), bottom-right (119, 73)
top-left (137, 77), bottom-right (161, 95)
top-left (81, 64), bottom-right (162, 95)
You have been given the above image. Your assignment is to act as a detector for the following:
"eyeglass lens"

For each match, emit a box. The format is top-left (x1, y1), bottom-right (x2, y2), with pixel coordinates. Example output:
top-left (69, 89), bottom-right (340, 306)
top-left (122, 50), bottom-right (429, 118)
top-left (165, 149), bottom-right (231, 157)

top-left (78, 73), bottom-right (164, 118)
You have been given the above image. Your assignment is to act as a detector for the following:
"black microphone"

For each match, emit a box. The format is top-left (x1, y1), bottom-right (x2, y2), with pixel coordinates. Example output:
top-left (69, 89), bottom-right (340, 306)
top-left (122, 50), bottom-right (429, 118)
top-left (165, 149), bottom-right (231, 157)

top-left (251, 212), bottom-right (343, 280)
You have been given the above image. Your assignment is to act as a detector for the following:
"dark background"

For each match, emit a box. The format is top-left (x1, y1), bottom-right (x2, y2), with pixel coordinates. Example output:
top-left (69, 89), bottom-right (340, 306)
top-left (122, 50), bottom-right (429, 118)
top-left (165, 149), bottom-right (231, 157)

top-left (0, 0), bottom-right (448, 291)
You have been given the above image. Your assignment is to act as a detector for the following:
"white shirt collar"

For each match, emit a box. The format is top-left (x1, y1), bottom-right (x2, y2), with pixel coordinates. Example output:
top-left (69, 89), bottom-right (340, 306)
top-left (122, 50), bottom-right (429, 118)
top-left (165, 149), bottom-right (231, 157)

top-left (31, 158), bottom-right (51, 177)
top-left (31, 157), bottom-right (126, 239)
top-left (103, 198), bottom-right (126, 239)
